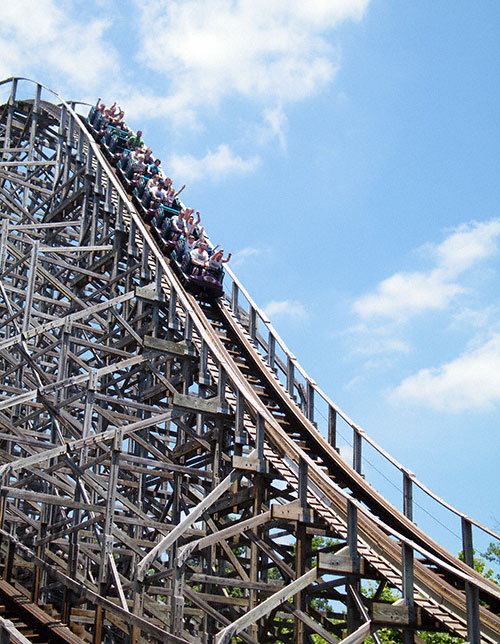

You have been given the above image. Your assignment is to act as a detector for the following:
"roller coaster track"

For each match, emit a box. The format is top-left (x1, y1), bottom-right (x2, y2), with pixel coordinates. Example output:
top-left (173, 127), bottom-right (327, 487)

top-left (0, 78), bottom-right (498, 644)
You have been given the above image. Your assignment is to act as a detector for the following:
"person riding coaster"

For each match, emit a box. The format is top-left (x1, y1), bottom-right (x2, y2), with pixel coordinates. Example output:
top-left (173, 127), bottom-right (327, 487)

top-left (92, 97), bottom-right (229, 299)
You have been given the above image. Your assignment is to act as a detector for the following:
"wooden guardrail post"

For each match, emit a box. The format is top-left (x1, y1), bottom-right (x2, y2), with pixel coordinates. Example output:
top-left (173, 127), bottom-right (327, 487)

top-left (249, 306), bottom-right (257, 342)
top-left (353, 428), bottom-right (362, 475)
top-left (403, 471), bottom-right (413, 522)
top-left (267, 332), bottom-right (276, 371)
top-left (306, 381), bottom-right (315, 424)
top-left (286, 356), bottom-right (295, 399)
top-left (231, 281), bottom-right (239, 316)
top-left (328, 406), bottom-right (337, 450)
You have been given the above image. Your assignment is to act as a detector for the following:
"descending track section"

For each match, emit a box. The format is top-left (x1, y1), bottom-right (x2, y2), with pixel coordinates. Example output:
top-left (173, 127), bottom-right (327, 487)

top-left (0, 78), bottom-right (498, 644)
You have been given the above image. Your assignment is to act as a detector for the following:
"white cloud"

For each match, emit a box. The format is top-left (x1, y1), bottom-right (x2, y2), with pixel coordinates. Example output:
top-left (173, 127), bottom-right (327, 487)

top-left (352, 334), bottom-right (410, 356)
top-left (436, 219), bottom-right (500, 276)
top-left (168, 144), bottom-right (260, 183)
top-left (338, 442), bottom-right (353, 464)
top-left (0, 1), bottom-right (119, 91)
top-left (231, 247), bottom-right (265, 268)
top-left (264, 300), bottom-right (307, 319)
top-left (135, 0), bottom-right (370, 123)
top-left (0, 0), bottom-right (371, 171)
top-left (0, 40), bottom-right (21, 80)
top-left (353, 219), bottom-right (500, 323)
top-left (391, 334), bottom-right (500, 412)
top-left (354, 270), bottom-right (464, 322)
top-left (450, 304), bottom-right (500, 332)
top-left (263, 105), bottom-right (288, 151)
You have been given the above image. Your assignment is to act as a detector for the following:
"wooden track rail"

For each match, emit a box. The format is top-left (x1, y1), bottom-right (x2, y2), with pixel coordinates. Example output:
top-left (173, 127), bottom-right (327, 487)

top-left (0, 77), bottom-right (498, 644)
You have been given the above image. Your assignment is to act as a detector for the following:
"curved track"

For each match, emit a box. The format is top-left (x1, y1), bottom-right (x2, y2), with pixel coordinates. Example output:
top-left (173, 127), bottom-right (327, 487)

top-left (0, 78), bottom-right (498, 644)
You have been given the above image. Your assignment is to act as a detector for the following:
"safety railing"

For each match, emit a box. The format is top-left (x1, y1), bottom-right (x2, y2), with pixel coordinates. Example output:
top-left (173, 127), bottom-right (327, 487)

top-left (222, 265), bottom-right (500, 560)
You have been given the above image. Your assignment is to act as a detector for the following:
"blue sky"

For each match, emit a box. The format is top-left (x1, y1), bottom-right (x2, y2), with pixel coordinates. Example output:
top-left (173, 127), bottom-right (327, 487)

top-left (1, 0), bottom-right (499, 558)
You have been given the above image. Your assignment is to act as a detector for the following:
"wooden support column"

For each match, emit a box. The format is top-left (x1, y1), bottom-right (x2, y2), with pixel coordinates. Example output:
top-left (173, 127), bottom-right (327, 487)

top-left (402, 543), bottom-right (415, 644)
top-left (256, 413), bottom-right (265, 464)
top-left (249, 476), bottom-right (264, 641)
top-left (32, 490), bottom-right (51, 606)
top-left (218, 364), bottom-right (227, 408)
top-left (0, 220), bottom-right (8, 273)
top-left (61, 484), bottom-right (81, 625)
top-left (110, 224), bottom-right (126, 299)
top-left (168, 288), bottom-right (179, 331)
top-left (402, 471), bottom-right (416, 643)
top-left (295, 458), bottom-right (309, 644)
top-left (141, 238), bottom-right (151, 281)
top-left (346, 499), bottom-right (360, 635)
top-left (2, 532), bottom-right (14, 584)
top-left (235, 390), bottom-right (246, 447)
top-left (199, 339), bottom-right (210, 385)
top-left (170, 470), bottom-right (184, 637)
top-left (94, 430), bottom-right (123, 644)
top-left (184, 311), bottom-right (193, 344)
top-left (104, 175), bottom-right (114, 216)
top-left (150, 257), bottom-right (163, 336)
top-left (131, 581), bottom-right (144, 644)
top-left (22, 240), bottom-right (38, 333)
top-left (462, 518), bottom-right (480, 644)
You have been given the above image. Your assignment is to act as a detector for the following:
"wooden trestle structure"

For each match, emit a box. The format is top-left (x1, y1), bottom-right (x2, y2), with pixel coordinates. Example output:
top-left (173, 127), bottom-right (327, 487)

top-left (0, 78), bottom-right (499, 644)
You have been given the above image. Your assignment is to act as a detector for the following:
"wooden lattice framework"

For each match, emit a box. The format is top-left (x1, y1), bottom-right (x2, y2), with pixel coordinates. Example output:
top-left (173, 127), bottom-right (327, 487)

top-left (0, 78), bottom-right (499, 644)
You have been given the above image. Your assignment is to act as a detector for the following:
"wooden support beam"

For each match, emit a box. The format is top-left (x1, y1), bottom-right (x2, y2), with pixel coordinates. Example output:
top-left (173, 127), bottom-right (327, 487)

top-left (271, 499), bottom-right (314, 523)
top-left (283, 603), bottom-right (340, 644)
top-left (177, 510), bottom-right (272, 566)
top-left (372, 601), bottom-right (421, 628)
top-left (215, 567), bottom-right (318, 644)
top-left (173, 392), bottom-right (232, 417)
top-left (144, 335), bottom-right (195, 357)
top-left (319, 552), bottom-right (367, 575)
top-left (136, 469), bottom-right (243, 580)
top-left (337, 621), bottom-right (371, 644)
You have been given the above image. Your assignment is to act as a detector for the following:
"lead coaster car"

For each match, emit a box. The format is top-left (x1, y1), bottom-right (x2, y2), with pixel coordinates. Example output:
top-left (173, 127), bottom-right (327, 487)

top-left (183, 270), bottom-right (224, 299)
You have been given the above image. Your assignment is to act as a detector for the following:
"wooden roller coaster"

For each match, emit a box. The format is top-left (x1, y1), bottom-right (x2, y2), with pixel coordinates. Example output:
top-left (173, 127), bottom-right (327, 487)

top-left (0, 78), bottom-right (498, 644)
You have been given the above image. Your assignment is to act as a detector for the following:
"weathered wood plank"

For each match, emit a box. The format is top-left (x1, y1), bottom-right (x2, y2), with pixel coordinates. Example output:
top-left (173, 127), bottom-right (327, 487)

top-left (136, 469), bottom-right (243, 580)
top-left (215, 567), bottom-right (318, 644)
top-left (173, 392), bottom-right (232, 417)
